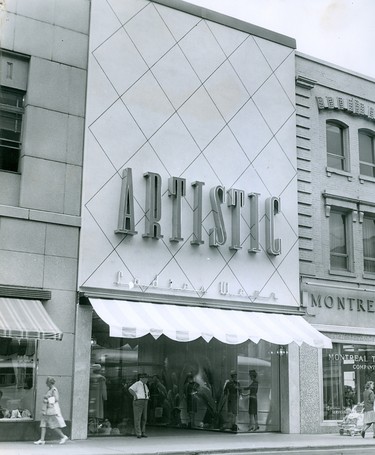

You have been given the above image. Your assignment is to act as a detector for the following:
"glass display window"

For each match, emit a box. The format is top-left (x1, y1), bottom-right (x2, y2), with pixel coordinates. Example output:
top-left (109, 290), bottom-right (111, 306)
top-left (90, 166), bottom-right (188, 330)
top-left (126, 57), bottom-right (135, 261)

top-left (89, 311), bottom-right (281, 435)
top-left (0, 338), bottom-right (36, 421)
top-left (323, 342), bottom-right (375, 421)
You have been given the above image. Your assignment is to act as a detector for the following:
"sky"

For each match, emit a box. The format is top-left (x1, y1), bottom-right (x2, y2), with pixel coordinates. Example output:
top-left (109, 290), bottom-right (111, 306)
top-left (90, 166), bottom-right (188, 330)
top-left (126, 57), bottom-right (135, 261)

top-left (188, 0), bottom-right (375, 79)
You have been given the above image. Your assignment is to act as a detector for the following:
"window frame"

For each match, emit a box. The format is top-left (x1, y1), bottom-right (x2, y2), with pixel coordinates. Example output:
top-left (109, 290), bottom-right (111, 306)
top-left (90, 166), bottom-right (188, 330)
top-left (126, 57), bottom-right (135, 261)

top-left (326, 120), bottom-right (349, 172)
top-left (329, 208), bottom-right (353, 273)
top-left (0, 337), bottom-right (37, 421)
top-left (0, 86), bottom-right (25, 173)
top-left (362, 214), bottom-right (375, 274)
top-left (359, 129), bottom-right (375, 178)
top-left (322, 341), bottom-right (375, 422)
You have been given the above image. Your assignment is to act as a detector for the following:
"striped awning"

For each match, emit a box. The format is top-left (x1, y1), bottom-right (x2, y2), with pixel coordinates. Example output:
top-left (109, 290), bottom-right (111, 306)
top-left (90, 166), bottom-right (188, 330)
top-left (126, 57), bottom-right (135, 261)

top-left (0, 298), bottom-right (63, 340)
top-left (90, 299), bottom-right (332, 349)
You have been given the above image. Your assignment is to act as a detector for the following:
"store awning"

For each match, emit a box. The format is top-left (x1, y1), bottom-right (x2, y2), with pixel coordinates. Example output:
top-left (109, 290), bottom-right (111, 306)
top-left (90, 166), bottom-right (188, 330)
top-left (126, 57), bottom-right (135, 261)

top-left (0, 298), bottom-right (63, 340)
top-left (90, 299), bottom-right (332, 349)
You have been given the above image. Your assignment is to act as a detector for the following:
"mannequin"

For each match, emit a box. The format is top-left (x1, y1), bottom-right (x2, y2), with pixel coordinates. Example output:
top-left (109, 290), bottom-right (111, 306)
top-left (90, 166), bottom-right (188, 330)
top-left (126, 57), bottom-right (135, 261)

top-left (88, 364), bottom-right (107, 431)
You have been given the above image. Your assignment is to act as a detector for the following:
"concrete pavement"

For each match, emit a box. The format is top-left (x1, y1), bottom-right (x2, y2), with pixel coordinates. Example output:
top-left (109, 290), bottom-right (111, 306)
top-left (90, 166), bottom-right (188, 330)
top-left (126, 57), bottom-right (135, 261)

top-left (1, 427), bottom-right (375, 455)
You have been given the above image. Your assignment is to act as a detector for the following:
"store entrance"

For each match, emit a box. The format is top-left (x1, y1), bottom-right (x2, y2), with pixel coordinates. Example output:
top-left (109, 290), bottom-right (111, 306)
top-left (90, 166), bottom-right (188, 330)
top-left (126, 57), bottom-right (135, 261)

top-left (88, 312), bottom-right (281, 435)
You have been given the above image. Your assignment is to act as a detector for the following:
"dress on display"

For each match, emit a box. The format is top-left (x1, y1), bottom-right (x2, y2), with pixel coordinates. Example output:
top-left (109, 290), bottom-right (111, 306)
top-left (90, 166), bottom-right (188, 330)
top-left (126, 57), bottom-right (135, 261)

top-left (89, 372), bottom-right (107, 419)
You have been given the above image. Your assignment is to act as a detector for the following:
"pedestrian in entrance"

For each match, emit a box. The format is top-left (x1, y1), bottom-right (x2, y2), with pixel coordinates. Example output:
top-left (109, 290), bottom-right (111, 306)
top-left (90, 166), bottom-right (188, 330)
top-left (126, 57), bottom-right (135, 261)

top-left (361, 381), bottom-right (375, 438)
top-left (128, 373), bottom-right (150, 438)
top-left (34, 377), bottom-right (69, 445)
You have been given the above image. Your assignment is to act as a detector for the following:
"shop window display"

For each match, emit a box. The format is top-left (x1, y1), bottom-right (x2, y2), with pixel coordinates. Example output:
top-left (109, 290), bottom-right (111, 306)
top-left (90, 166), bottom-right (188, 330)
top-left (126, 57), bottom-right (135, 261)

top-left (323, 343), bottom-right (375, 421)
top-left (0, 338), bottom-right (36, 421)
top-left (89, 312), bottom-right (281, 435)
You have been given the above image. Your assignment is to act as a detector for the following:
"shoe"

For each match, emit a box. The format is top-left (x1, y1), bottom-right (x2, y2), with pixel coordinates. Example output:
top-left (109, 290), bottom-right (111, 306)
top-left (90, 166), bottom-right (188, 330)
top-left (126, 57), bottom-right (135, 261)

top-left (137, 435), bottom-right (142, 439)
top-left (141, 434), bottom-right (148, 438)
top-left (59, 435), bottom-right (68, 444)
top-left (248, 426), bottom-right (254, 432)
top-left (361, 430), bottom-right (365, 438)
top-left (253, 426), bottom-right (260, 431)
top-left (34, 440), bottom-right (45, 445)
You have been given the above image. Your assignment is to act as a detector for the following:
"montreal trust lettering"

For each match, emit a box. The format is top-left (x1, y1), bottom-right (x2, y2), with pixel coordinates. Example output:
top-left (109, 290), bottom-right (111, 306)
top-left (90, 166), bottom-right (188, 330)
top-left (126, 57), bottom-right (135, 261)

top-left (114, 168), bottom-right (282, 256)
top-left (311, 294), bottom-right (375, 313)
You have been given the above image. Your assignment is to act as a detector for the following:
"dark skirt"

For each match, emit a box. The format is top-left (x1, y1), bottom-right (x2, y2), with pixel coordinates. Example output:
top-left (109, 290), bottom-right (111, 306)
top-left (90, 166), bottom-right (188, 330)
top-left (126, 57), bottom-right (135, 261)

top-left (249, 396), bottom-right (257, 415)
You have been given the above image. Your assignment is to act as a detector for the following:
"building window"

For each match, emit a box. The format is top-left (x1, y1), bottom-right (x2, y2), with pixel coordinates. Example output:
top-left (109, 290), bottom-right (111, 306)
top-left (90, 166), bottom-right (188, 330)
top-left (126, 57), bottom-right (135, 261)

top-left (359, 130), bottom-right (375, 177)
top-left (0, 338), bottom-right (36, 420)
top-left (326, 121), bottom-right (348, 171)
top-left (0, 87), bottom-right (24, 172)
top-left (363, 216), bottom-right (375, 273)
top-left (88, 311), bottom-right (281, 434)
top-left (323, 343), bottom-right (374, 421)
top-left (329, 210), bottom-right (350, 271)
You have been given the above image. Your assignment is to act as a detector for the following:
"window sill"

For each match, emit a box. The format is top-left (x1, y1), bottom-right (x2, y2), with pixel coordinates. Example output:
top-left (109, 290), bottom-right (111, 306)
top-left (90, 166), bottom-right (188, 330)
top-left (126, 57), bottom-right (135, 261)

top-left (363, 272), bottom-right (375, 280)
top-left (0, 417), bottom-right (33, 422)
top-left (326, 167), bottom-right (353, 181)
top-left (359, 174), bottom-right (375, 184)
top-left (0, 169), bottom-right (21, 175)
top-left (321, 420), bottom-right (342, 427)
top-left (328, 270), bottom-right (356, 278)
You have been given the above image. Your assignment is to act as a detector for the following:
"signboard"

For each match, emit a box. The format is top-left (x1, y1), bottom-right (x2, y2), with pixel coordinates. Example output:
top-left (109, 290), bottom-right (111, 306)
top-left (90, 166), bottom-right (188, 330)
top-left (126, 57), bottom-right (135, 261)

top-left (79, 0), bottom-right (298, 306)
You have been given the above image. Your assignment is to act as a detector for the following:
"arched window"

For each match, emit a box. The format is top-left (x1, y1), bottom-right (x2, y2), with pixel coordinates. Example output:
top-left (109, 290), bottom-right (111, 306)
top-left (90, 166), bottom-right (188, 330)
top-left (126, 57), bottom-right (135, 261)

top-left (359, 129), bottom-right (375, 177)
top-left (326, 120), bottom-right (348, 171)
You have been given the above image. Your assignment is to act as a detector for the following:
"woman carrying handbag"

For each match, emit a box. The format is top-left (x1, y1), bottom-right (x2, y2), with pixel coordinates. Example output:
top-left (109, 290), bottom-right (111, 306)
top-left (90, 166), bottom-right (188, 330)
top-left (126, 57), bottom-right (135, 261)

top-left (34, 376), bottom-right (69, 445)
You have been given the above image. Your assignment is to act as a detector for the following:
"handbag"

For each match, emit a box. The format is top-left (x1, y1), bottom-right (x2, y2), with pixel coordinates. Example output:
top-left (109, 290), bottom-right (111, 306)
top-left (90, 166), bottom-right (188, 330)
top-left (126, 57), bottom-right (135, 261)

top-left (46, 404), bottom-right (57, 416)
top-left (45, 396), bottom-right (57, 416)
top-left (45, 403), bottom-right (57, 416)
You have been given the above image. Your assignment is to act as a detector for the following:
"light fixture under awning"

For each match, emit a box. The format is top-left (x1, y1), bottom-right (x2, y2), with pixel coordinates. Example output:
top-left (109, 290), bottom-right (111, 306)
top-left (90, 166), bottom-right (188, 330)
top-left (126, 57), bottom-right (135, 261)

top-left (0, 298), bottom-right (63, 340)
top-left (90, 299), bottom-right (332, 349)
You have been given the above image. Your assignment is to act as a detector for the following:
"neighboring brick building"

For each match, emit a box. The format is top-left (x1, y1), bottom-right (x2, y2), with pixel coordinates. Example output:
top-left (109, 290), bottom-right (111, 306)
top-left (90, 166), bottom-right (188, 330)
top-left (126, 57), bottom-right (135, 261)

top-left (296, 53), bottom-right (375, 433)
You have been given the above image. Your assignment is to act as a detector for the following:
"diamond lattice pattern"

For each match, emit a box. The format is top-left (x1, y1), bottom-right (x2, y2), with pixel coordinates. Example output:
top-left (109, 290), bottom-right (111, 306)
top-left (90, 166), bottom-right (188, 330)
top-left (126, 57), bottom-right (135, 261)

top-left (79, 0), bottom-right (299, 307)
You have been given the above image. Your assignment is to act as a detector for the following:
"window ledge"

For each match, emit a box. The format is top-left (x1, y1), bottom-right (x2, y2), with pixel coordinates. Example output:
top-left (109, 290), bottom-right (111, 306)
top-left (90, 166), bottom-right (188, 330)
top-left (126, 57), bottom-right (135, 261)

top-left (359, 175), bottom-right (375, 184)
top-left (0, 417), bottom-right (33, 422)
top-left (0, 170), bottom-right (21, 175)
top-left (321, 420), bottom-right (341, 426)
top-left (363, 273), bottom-right (375, 280)
top-left (326, 167), bottom-right (353, 181)
top-left (328, 270), bottom-right (356, 278)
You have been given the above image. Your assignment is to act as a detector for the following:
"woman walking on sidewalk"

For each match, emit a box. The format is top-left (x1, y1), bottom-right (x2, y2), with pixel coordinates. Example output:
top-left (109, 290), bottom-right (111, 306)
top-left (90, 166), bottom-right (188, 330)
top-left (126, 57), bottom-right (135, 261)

top-left (361, 381), bottom-right (375, 438)
top-left (34, 377), bottom-right (69, 445)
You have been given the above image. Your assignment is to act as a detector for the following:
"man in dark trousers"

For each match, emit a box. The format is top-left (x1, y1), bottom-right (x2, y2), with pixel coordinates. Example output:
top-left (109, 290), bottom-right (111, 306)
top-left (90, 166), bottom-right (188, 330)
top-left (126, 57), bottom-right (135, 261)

top-left (128, 373), bottom-right (150, 438)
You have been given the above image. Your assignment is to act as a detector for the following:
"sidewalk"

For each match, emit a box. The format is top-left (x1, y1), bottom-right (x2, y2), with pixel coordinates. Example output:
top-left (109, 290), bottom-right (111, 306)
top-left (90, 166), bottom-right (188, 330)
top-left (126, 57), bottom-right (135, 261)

top-left (2, 428), bottom-right (375, 455)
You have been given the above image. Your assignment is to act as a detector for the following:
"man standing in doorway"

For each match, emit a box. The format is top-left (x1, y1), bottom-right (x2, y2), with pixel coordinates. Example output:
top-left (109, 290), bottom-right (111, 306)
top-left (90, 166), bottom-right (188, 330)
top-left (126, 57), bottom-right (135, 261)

top-left (129, 373), bottom-right (150, 438)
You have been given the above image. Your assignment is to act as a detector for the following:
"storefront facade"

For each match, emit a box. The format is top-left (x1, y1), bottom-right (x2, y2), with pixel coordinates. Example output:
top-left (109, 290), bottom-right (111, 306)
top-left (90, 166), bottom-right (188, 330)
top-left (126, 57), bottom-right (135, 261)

top-left (76, 0), bottom-right (331, 439)
top-left (296, 53), bottom-right (375, 433)
top-left (5, 0), bottom-right (370, 442)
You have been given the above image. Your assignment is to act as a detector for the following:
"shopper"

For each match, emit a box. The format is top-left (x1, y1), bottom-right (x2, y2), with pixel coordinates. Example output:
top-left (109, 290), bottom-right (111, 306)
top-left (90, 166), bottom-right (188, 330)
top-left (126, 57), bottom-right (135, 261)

top-left (128, 373), bottom-right (150, 438)
top-left (34, 376), bottom-right (69, 445)
top-left (361, 381), bottom-right (375, 438)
